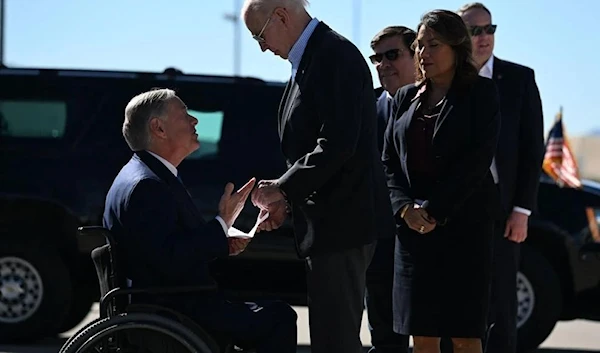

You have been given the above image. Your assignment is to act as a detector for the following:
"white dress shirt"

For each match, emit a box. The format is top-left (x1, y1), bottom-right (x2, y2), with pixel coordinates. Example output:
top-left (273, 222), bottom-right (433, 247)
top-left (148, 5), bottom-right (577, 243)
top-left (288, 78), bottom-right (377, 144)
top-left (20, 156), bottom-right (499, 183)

top-left (477, 57), bottom-right (531, 217)
top-left (146, 151), bottom-right (230, 234)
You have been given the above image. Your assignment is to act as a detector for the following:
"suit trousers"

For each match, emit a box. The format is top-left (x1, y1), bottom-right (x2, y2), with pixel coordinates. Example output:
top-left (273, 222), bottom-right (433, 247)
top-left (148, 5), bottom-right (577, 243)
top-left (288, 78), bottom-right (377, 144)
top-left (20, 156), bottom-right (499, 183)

top-left (486, 218), bottom-right (520, 353)
top-left (150, 297), bottom-right (298, 353)
top-left (365, 236), bottom-right (410, 353)
top-left (306, 242), bottom-right (376, 353)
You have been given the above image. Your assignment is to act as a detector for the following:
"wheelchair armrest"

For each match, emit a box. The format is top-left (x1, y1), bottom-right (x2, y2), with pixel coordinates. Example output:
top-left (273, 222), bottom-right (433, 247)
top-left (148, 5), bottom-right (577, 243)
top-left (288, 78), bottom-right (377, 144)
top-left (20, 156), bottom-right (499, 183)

top-left (78, 226), bottom-right (117, 247)
top-left (78, 226), bottom-right (110, 237)
top-left (99, 285), bottom-right (219, 318)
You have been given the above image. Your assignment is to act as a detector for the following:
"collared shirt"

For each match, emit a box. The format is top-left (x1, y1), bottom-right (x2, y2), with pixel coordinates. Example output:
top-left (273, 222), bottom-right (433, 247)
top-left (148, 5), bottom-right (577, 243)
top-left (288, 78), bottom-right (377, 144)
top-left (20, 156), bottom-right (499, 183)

top-left (477, 57), bottom-right (531, 216)
top-left (147, 150), bottom-right (178, 176)
top-left (288, 17), bottom-right (319, 79)
top-left (145, 150), bottom-right (231, 233)
top-left (479, 55), bottom-right (494, 79)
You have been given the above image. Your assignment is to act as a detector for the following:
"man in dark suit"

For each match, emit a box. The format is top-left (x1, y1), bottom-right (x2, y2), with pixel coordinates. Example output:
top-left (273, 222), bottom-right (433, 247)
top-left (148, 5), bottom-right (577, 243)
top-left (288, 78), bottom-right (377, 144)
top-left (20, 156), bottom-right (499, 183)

top-left (456, 3), bottom-right (546, 353)
top-left (241, 1), bottom-right (395, 352)
top-left (366, 25), bottom-right (416, 353)
top-left (103, 88), bottom-right (298, 353)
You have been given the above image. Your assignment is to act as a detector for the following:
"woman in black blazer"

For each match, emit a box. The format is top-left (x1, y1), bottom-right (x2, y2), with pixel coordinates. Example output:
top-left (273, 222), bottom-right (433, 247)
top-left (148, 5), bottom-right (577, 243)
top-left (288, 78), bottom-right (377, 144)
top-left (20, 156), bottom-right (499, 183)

top-left (382, 9), bottom-right (501, 353)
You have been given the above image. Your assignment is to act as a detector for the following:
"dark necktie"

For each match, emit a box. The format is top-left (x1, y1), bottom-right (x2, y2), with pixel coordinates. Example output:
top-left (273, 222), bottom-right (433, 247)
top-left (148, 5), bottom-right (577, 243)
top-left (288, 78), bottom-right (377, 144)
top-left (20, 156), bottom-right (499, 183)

top-left (175, 173), bottom-right (194, 199)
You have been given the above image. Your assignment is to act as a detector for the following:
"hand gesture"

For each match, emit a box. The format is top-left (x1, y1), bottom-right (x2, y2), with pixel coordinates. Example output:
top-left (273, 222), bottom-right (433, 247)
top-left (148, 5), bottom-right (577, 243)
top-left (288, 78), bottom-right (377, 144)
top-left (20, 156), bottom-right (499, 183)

top-left (256, 200), bottom-right (288, 233)
top-left (218, 177), bottom-right (256, 228)
top-left (251, 179), bottom-right (285, 209)
top-left (403, 205), bottom-right (436, 234)
top-left (504, 210), bottom-right (528, 243)
top-left (228, 237), bottom-right (251, 256)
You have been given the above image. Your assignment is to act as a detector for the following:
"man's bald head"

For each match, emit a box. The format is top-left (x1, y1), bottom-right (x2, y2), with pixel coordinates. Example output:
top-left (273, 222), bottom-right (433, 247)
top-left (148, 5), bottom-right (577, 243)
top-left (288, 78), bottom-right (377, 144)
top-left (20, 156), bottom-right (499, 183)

top-left (241, 0), bottom-right (312, 59)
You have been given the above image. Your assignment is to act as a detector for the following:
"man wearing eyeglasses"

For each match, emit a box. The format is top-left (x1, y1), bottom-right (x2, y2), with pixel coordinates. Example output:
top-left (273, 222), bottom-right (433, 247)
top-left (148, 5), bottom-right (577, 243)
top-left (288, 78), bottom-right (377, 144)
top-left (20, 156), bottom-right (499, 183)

top-left (240, 1), bottom-right (396, 353)
top-left (456, 3), bottom-right (545, 353)
top-left (366, 25), bottom-right (416, 353)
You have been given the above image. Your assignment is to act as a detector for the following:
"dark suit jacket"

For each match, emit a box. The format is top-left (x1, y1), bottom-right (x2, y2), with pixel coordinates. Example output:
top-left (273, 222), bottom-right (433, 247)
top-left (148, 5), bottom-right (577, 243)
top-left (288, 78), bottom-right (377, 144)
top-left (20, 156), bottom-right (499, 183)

top-left (103, 151), bottom-right (229, 292)
top-left (492, 57), bottom-right (545, 214)
top-left (376, 90), bottom-right (394, 153)
top-left (276, 22), bottom-right (395, 257)
top-left (383, 76), bottom-right (502, 225)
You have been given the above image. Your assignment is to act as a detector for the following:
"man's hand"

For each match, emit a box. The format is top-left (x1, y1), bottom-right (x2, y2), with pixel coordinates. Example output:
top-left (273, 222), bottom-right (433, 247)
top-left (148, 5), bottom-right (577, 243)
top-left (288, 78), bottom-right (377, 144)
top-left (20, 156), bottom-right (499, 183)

top-left (505, 210), bottom-right (528, 243)
top-left (228, 237), bottom-right (251, 256)
top-left (403, 205), bottom-right (436, 234)
top-left (251, 179), bottom-right (285, 209)
top-left (218, 177), bottom-right (256, 228)
top-left (256, 200), bottom-right (288, 233)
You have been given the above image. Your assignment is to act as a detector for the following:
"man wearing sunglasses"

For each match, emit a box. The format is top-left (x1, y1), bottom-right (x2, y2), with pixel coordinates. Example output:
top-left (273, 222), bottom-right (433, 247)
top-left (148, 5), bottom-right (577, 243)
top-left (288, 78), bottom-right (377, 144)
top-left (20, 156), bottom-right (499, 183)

top-left (366, 25), bottom-right (416, 353)
top-left (369, 26), bottom-right (416, 152)
top-left (241, 1), bottom-right (395, 353)
top-left (455, 3), bottom-right (545, 353)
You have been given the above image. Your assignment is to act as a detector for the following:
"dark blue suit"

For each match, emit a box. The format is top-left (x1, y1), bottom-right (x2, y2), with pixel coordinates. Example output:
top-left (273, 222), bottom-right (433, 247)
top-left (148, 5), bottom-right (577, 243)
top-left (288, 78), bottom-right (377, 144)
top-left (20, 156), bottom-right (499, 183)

top-left (375, 89), bottom-right (394, 153)
top-left (103, 151), bottom-right (297, 352)
top-left (365, 89), bottom-right (410, 353)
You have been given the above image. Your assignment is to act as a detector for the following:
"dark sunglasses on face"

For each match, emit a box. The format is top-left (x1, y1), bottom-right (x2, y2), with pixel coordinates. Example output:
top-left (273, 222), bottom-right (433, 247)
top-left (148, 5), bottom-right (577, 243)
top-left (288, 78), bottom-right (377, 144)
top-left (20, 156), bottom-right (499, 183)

top-left (369, 48), bottom-right (402, 65)
top-left (469, 24), bottom-right (497, 36)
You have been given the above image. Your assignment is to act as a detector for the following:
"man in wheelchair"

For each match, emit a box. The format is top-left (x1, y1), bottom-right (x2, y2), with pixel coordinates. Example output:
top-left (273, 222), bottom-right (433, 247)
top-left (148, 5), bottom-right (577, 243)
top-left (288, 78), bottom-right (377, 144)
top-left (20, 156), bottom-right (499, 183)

top-left (101, 88), bottom-right (298, 353)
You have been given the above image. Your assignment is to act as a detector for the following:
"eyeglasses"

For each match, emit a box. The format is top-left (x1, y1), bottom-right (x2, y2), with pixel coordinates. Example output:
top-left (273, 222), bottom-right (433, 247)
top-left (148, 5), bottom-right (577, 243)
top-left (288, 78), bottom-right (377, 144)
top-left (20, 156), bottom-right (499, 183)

top-left (469, 24), bottom-right (497, 36)
top-left (369, 48), bottom-right (402, 65)
top-left (252, 15), bottom-right (272, 43)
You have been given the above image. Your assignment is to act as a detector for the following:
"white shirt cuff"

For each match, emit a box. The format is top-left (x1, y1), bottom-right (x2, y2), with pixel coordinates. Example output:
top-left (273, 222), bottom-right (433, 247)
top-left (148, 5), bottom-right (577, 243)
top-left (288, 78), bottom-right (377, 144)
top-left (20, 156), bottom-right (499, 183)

top-left (513, 206), bottom-right (531, 216)
top-left (215, 215), bottom-right (229, 236)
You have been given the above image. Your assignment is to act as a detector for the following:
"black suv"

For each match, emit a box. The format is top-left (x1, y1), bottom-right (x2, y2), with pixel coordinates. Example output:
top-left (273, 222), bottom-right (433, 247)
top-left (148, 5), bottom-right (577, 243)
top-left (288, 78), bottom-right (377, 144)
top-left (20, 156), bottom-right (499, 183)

top-left (1, 67), bottom-right (599, 352)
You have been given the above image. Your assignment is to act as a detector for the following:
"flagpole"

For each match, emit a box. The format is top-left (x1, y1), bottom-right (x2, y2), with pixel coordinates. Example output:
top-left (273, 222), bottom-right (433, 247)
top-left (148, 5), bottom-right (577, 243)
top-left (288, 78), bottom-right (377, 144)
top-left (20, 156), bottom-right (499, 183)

top-left (556, 106), bottom-right (563, 121)
top-left (0, 0), bottom-right (4, 67)
top-left (223, 0), bottom-right (242, 77)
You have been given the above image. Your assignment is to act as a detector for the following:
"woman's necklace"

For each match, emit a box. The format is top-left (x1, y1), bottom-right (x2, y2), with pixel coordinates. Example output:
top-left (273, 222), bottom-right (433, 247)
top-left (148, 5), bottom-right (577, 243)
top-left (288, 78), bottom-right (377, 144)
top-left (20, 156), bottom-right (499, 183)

top-left (421, 95), bottom-right (445, 117)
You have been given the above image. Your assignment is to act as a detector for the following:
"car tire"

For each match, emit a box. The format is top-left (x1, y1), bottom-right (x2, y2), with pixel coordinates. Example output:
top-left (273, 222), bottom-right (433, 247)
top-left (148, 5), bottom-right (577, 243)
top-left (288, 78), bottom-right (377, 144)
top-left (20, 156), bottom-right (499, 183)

top-left (0, 241), bottom-right (72, 343)
top-left (516, 244), bottom-right (563, 352)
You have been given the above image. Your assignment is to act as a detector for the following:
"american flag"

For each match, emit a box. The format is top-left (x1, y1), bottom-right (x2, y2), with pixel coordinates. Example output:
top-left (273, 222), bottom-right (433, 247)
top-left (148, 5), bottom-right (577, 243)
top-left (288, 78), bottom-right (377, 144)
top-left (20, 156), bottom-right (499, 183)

top-left (542, 107), bottom-right (582, 188)
top-left (543, 108), bottom-right (600, 243)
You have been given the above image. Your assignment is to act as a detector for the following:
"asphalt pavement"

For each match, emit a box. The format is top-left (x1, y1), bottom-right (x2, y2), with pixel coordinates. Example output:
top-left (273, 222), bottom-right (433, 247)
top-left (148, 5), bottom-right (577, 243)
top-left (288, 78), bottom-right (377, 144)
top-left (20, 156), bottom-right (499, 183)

top-left (1, 304), bottom-right (599, 353)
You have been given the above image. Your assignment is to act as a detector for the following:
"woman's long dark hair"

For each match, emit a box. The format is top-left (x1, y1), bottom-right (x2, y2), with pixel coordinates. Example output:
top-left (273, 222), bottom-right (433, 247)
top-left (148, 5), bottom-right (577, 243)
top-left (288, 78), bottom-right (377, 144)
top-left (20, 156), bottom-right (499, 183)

top-left (413, 9), bottom-right (479, 85)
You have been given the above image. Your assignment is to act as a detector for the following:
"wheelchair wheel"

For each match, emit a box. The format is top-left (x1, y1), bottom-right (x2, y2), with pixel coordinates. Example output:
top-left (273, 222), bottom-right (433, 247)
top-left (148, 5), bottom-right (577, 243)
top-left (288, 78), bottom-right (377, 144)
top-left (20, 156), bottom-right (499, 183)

top-left (59, 312), bottom-right (219, 353)
top-left (60, 316), bottom-right (105, 351)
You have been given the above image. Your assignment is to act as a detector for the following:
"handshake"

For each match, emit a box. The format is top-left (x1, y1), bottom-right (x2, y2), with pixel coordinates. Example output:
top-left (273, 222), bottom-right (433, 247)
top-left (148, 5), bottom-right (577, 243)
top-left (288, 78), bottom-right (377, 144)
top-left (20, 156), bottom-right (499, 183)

top-left (217, 177), bottom-right (289, 254)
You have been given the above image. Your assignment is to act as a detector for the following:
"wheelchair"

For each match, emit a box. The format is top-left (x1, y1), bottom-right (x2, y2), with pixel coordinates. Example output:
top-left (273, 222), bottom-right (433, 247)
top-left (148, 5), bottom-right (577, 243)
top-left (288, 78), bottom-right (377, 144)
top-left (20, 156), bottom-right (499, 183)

top-left (59, 226), bottom-right (251, 353)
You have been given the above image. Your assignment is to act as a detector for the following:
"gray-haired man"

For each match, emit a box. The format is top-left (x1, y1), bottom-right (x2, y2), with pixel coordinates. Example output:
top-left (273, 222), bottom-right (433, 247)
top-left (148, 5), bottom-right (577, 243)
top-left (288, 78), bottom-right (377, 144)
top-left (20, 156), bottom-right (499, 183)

top-left (103, 88), bottom-right (298, 353)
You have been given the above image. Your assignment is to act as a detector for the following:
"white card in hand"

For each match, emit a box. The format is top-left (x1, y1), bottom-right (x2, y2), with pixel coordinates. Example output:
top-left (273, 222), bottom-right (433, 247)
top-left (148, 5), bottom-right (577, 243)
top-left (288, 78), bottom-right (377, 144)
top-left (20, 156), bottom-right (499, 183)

top-left (227, 209), bottom-right (270, 238)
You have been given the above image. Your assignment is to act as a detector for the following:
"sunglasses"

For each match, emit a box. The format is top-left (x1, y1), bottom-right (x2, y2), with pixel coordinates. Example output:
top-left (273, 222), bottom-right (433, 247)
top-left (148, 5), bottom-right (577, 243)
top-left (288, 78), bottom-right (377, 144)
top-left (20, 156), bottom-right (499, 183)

top-left (252, 14), bottom-right (273, 43)
top-left (469, 24), bottom-right (497, 36)
top-left (369, 49), bottom-right (402, 65)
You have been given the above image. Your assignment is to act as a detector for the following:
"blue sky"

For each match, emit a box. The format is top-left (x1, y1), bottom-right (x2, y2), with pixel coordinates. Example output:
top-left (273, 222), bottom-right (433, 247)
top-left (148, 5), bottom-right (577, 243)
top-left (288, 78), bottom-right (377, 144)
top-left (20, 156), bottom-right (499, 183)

top-left (4, 0), bottom-right (597, 136)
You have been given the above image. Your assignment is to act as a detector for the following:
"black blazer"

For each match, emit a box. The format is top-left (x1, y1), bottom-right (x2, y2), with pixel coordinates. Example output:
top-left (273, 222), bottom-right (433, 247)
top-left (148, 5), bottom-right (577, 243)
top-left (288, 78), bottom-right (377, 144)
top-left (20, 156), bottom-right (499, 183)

top-left (376, 90), bottom-right (394, 153)
top-left (103, 151), bottom-right (229, 292)
top-left (276, 22), bottom-right (395, 257)
top-left (492, 57), bottom-right (545, 214)
top-left (383, 76), bottom-right (502, 225)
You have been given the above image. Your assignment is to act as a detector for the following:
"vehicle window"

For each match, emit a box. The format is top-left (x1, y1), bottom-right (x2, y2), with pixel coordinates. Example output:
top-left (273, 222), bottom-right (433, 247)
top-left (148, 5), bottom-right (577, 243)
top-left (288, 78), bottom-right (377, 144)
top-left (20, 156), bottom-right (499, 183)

top-left (0, 99), bottom-right (67, 138)
top-left (186, 109), bottom-right (224, 159)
